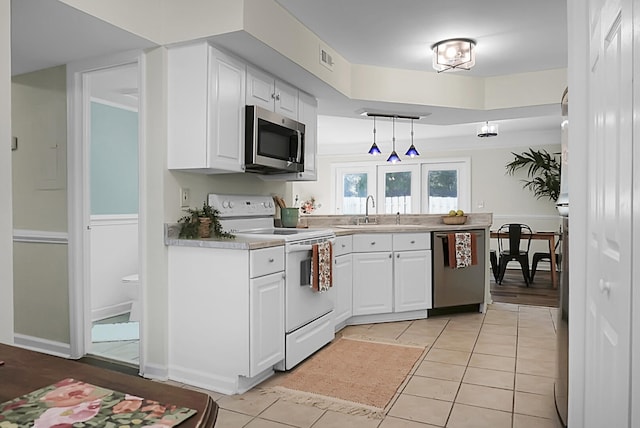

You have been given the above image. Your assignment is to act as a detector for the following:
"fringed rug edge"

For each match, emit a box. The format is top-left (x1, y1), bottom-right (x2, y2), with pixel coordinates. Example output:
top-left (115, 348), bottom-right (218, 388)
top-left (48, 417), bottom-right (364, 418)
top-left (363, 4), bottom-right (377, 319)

top-left (260, 385), bottom-right (387, 419)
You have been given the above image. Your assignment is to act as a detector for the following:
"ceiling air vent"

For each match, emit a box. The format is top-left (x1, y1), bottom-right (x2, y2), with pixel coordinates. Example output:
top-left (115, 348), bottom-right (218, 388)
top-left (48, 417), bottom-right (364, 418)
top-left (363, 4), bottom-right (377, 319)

top-left (319, 46), bottom-right (334, 71)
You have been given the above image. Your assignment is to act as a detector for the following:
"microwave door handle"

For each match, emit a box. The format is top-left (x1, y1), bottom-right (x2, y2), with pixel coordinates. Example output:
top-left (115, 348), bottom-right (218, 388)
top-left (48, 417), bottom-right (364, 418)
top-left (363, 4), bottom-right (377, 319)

top-left (296, 129), bottom-right (303, 162)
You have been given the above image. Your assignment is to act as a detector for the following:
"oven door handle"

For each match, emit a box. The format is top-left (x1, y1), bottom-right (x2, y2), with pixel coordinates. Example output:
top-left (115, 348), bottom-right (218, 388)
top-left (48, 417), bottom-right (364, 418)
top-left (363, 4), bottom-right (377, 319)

top-left (285, 239), bottom-right (336, 254)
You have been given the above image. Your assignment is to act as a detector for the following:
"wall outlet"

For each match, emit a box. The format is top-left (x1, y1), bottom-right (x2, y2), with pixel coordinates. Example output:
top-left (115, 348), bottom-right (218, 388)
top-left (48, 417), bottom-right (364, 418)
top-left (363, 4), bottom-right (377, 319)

top-left (180, 188), bottom-right (190, 208)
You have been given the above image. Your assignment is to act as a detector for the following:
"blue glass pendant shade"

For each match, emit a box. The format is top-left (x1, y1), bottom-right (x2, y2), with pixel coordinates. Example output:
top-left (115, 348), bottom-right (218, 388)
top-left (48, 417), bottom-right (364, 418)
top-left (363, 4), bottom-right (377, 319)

top-left (387, 151), bottom-right (401, 163)
top-left (405, 144), bottom-right (419, 157)
top-left (368, 142), bottom-right (381, 155)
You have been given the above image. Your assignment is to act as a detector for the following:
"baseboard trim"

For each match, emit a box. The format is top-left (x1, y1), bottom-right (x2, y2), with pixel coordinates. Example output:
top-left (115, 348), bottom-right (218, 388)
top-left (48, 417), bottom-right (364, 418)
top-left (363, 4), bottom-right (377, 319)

top-left (13, 333), bottom-right (72, 358)
top-left (141, 362), bottom-right (169, 381)
top-left (92, 302), bottom-right (133, 322)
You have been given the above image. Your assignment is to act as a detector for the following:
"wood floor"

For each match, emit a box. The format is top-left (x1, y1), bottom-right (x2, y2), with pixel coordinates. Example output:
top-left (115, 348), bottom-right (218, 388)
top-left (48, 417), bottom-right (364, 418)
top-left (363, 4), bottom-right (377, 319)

top-left (490, 268), bottom-right (559, 307)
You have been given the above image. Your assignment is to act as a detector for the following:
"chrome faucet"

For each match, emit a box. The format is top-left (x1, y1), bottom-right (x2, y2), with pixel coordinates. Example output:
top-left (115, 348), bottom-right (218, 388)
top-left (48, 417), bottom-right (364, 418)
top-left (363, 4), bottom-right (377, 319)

top-left (364, 195), bottom-right (375, 223)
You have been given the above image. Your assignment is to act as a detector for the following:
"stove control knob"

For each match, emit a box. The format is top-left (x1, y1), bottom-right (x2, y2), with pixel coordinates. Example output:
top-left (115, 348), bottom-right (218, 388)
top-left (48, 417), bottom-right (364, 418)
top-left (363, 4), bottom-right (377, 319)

top-left (228, 201), bottom-right (235, 208)
top-left (268, 201), bottom-right (274, 208)
top-left (222, 200), bottom-right (229, 208)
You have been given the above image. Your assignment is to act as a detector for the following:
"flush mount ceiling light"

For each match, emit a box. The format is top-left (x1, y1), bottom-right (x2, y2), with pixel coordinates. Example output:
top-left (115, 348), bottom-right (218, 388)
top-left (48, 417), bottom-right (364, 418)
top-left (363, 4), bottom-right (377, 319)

top-left (365, 113), bottom-right (420, 162)
top-left (431, 38), bottom-right (476, 73)
top-left (477, 121), bottom-right (499, 137)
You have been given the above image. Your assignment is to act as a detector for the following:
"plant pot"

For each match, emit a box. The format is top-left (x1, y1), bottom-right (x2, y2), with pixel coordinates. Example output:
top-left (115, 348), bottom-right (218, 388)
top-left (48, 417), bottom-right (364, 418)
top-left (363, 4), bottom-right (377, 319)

top-left (198, 217), bottom-right (212, 238)
top-left (280, 208), bottom-right (300, 228)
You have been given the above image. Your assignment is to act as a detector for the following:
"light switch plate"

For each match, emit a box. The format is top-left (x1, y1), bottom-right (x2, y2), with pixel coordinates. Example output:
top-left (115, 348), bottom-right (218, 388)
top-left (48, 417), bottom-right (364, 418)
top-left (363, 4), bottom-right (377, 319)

top-left (180, 188), bottom-right (190, 208)
top-left (11, 136), bottom-right (17, 151)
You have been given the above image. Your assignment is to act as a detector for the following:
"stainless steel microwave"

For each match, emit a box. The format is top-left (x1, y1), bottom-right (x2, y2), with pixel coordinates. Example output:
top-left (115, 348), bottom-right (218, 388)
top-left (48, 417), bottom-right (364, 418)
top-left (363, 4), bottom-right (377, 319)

top-left (245, 105), bottom-right (305, 174)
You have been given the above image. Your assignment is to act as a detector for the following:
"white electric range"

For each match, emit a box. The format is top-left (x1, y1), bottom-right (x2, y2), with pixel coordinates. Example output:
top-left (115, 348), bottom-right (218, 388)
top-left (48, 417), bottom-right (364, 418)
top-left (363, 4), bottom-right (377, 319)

top-left (208, 194), bottom-right (336, 370)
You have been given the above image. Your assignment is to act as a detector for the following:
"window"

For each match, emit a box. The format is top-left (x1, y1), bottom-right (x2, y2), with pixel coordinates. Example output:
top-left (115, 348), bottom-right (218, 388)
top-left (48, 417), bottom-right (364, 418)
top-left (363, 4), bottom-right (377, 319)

top-left (422, 161), bottom-right (470, 214)
top-left (334, 166), bottom-right (376, 214)
top-left (377, 164), bottom-right (420, 214)
top-left (333, 159), bottom-right (469, 215)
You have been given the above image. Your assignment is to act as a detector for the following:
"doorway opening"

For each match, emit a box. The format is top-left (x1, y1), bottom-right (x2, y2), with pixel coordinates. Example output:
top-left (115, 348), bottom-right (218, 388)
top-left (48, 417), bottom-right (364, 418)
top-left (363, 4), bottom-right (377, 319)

top-left (67, 53), bottom-right (144, 369)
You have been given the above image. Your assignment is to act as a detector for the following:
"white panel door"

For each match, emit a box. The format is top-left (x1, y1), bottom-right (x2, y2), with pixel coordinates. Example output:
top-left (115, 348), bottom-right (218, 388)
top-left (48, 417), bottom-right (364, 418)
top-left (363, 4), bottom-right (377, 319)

top-left (394, 250), bottom-right (431, 312)
top-left (246, 65), bottom-right (275, 111)
top-left (249, 272), bottom-right (285, 376)
top-left (584, 0), bottom-right (632, 425)
top-left (332, 254), bottom-right (353, 327)
top-left (352, 252), bottom-right (393, 315)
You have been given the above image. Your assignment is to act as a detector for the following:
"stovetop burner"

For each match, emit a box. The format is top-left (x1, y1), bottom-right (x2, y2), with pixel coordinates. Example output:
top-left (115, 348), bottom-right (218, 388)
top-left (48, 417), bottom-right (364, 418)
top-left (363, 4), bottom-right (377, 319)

top-left (208, 193), bottom-right (334, 243)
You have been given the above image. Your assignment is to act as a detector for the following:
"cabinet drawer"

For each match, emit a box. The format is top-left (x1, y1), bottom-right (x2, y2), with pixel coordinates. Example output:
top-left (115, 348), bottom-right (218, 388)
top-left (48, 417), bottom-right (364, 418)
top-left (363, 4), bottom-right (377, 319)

top-left (334, 235), bottom-right (353, 256)
top-left (250, 247), bottom-right (284, 278)
top-left (352, 234), bottom-right (392, 252)
top-left (393, 233), bottom-right (430, 251)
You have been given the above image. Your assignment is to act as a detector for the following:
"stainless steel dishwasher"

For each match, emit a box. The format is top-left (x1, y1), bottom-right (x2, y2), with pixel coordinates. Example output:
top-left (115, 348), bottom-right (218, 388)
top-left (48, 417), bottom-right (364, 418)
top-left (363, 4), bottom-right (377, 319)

top-left (432, 230), bottom-right (486, 308)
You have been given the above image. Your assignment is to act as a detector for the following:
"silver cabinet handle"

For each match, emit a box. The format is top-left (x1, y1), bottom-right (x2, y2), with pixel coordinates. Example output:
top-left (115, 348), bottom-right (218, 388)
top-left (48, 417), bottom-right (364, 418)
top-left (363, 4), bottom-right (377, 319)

top-left (268, 258), bottom-right (275, 263)
top-left (388, 253), bottom-right (392, 258)
top-left (397, 254), bottom-right (400, 258)
top-left (370, 241), bottom-right (376, 245)
top-left (410, 240), bottom-right (415, 244)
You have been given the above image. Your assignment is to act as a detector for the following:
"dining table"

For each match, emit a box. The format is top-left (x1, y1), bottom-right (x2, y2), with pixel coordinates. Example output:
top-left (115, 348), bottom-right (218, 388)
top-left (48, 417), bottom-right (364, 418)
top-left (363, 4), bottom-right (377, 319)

top-left (0, 343), bottom-right (218, 427)
top-left (490, 230), bottom-right (560, 289)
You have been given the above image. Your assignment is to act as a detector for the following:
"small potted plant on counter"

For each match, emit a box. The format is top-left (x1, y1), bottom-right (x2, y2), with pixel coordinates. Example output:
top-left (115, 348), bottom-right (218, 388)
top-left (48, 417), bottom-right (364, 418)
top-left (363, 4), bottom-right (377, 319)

top-left (177, 202), bottom-right (235, 239)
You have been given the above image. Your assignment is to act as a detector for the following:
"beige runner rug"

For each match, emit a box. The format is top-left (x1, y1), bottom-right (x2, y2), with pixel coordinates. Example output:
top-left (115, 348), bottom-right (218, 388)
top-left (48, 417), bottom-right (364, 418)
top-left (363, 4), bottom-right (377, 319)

top-left (267, 338), bottom-right (425, 418)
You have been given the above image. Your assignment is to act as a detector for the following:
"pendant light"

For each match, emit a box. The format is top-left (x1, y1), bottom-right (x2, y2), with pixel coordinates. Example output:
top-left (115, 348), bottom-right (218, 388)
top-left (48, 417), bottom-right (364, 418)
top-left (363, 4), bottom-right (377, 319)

top-left (405, 118), bottom-right (419, 158)
top-left (386, 117), bottom-right (400, 163)
top-left (368, 116), bottom-right (381, 155)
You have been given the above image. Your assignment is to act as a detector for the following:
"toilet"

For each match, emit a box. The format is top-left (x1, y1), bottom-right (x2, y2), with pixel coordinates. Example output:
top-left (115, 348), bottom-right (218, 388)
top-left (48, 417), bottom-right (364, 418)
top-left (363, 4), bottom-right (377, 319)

top-left (121, 273), bottom-right (140, 322)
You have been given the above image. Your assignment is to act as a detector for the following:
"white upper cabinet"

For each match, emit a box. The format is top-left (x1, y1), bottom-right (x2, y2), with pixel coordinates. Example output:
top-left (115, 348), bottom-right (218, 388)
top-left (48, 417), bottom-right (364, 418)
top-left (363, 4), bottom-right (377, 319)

top-left (246, 65), bottom-right (298, 120)
top-left (168, 42), bottom-right (246, 173)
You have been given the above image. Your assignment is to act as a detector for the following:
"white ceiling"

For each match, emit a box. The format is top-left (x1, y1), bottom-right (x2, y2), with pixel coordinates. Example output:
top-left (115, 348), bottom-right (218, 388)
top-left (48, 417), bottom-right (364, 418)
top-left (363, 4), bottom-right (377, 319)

top-left (275, 0), bottom-right (568, 78)
top-left (10, 0), bottom-right (568, 146)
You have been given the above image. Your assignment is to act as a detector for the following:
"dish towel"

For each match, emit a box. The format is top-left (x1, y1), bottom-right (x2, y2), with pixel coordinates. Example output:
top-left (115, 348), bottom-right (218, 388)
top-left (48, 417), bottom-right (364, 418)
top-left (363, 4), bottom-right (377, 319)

top-left (447, 232), bottom-right (478, 269)
top-left (312, 241), bottom-right (333, 292)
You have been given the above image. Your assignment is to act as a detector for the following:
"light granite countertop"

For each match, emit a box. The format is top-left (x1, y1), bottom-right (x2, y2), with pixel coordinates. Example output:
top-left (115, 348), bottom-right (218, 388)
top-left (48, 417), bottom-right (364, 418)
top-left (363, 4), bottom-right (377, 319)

top-left (164, 213), bottom-right (493, 250)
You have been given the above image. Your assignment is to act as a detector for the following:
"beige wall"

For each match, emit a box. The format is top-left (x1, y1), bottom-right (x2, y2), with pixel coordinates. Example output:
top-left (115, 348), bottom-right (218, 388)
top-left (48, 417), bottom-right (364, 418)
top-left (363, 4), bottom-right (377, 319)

top-left (0, 2), bottom-right (13, 344)
top-left (13, 242), bottom-right (69, 342)
top-left (292, 143), bottom-right (561, 223)
top-left (11, 66), bottom-right (69, 343)
top-left (12, 66), bottom-right (68, 231)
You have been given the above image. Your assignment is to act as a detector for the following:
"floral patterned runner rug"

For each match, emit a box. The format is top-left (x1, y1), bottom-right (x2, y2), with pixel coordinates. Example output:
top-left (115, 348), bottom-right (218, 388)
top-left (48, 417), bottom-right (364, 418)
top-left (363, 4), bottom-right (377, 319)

top-left (0, 378), bottom-right (196, 427)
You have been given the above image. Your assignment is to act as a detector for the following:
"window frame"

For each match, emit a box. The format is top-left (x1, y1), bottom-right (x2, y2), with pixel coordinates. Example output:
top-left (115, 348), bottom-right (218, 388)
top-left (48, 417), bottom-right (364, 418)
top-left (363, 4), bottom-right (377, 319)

top-left (421, 159), bottom-right (471, 214)
top-left (332, 158), bottom-right (470, 215)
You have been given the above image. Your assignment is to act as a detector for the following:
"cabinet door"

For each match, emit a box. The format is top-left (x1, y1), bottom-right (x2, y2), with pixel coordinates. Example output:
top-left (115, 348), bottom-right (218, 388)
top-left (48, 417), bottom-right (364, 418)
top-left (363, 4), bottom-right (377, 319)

top-left (394, 250), bottom-right (432, 312)
top-left (275, 79), bottom-right (298, 120)
top-left (208, 47), bottom-right (246, 172)
top-left (246, 66), bottom-right (275, 111)
top-left (352, 252), bottom-right (393, 315)
top-left (333, 254), bottom-right (353, 327)
top-left (167, 42), bottom-right (209, 169)
top-left (296, 92), bottom-right (317, 180)
top-left (250, 272), bottom-right (285, 376)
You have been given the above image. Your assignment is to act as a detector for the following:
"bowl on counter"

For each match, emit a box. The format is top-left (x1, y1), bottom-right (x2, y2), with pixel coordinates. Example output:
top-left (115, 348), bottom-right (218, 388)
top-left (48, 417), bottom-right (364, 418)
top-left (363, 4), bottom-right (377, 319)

top-left (441, 215), bottom-right (467, 225)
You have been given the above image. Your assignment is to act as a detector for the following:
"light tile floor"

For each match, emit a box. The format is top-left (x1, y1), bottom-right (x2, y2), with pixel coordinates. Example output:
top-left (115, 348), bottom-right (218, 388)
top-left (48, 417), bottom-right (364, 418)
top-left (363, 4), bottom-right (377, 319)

top-left (167, 303), bottom-right (565, 428)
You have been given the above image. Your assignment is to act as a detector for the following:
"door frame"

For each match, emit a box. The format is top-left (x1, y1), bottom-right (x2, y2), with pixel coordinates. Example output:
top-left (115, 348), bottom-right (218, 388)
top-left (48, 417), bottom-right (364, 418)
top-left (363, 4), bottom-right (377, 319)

top-left (67, 50), bottom-right (146, 364)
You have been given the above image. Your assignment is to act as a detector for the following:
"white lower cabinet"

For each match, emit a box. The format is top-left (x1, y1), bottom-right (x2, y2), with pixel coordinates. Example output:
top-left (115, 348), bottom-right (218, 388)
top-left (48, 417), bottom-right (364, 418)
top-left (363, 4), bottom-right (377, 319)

top-left (167, 245), bottom-right (284, 395)
top-left (250, 271), bottom-right (285, 376)
top-left (352, 233), bottom-right (432, 317)
top-left (352, 251), bottom-right (393, 315)
top-left (333, 253), bottom-right (353, 326)
top-left (394, 250), bottom-right (432, 312)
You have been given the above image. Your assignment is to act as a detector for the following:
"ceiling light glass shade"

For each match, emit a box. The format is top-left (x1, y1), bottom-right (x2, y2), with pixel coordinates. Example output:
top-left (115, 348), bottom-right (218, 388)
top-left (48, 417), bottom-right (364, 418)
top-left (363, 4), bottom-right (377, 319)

top-left (477, 121), bottom-right (498, 137)
top-left (432, 38), bottom-right (476, 72)
top-left (368, 142), bottom-right (381, 155)
top-left (386, 151), bottom-right (401, 163)
top-left (405, 144), bottom-right (419, 157)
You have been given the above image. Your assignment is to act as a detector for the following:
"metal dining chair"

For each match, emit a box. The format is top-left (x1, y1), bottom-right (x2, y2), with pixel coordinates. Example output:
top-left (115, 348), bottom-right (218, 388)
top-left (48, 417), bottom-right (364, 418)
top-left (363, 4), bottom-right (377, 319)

top-left (530, 235), bottom-right (561, 282)
top-left (496, 223), bottom-right (533, 286)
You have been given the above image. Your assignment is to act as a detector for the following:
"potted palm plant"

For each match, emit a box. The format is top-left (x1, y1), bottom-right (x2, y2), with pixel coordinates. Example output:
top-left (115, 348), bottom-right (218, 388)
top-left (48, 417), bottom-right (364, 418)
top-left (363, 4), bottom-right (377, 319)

top-left (505, 148), bottom-right (561, 202)
top-left (177, 202), bottom-right (235, 239)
